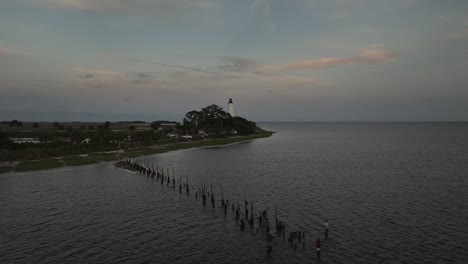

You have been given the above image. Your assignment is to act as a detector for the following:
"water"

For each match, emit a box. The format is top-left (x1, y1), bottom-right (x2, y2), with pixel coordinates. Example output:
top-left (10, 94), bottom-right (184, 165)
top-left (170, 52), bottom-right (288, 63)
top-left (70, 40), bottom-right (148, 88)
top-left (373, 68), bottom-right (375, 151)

top-left (1, 123), bottom-right (468, 263)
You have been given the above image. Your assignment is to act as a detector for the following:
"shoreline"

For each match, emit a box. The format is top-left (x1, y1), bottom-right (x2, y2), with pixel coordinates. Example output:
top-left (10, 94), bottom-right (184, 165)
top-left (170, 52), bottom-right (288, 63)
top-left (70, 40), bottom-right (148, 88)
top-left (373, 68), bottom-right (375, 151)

top-left (0, 130), bottom-right (274, 174)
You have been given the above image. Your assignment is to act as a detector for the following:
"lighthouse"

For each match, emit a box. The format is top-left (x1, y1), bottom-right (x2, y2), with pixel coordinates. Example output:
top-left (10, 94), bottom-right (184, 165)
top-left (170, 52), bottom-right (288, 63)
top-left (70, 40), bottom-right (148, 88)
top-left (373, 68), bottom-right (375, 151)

top-left (228, 98), bottom-right (235, 117)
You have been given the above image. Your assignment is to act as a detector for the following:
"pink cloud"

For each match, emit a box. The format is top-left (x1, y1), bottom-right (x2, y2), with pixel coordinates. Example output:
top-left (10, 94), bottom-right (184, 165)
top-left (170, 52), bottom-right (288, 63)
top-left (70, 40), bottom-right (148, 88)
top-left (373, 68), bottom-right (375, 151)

top-left (74, 67), bottom-right (122, 77)
top-left (254, 44), bottom-right (397, 73)
top-left (0, 47), bottom-right (15, 54)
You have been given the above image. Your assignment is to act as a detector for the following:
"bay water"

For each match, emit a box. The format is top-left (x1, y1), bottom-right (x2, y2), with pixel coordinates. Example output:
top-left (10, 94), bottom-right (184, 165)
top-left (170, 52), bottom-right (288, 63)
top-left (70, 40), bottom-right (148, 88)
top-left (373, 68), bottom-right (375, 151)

top-left (1, 123), bottom-right (467, 263)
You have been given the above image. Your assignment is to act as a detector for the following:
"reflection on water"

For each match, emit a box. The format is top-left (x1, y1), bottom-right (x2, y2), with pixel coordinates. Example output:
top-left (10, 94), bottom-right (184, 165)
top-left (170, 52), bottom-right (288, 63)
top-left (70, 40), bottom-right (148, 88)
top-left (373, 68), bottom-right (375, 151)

top-left (1, 123), bottom-right (468, 263)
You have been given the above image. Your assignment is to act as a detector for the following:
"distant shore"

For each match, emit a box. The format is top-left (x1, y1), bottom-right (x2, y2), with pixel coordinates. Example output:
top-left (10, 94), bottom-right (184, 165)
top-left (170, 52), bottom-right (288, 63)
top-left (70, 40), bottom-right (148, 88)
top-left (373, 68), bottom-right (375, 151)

top-left (0, 130), bottom-right (274, 174)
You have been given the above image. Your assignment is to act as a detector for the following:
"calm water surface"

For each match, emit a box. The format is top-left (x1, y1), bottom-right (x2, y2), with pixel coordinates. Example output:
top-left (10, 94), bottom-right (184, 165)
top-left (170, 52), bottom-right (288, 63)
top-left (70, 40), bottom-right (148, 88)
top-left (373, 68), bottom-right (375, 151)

top-left (1, 123), bottom-right (468, 263)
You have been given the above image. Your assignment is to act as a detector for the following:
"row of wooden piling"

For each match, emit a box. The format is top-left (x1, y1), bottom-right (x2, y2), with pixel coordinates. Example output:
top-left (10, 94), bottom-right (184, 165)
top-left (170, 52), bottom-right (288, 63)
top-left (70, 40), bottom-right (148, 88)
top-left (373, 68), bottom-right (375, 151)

top-left (116, 158), bottom-right (329, 259)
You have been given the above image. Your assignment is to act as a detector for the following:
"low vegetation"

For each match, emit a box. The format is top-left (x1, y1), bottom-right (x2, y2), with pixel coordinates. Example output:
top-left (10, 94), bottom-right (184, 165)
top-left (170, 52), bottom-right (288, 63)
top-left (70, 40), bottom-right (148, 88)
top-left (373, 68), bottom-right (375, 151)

top-left (63, 156), bottom-right (99, 166)
top-left (89, 154), bottom-right (118, 161)
top-left (0, 166), bottom-right (12, 174)
top-left (15, 159), bottom-right (64, 172)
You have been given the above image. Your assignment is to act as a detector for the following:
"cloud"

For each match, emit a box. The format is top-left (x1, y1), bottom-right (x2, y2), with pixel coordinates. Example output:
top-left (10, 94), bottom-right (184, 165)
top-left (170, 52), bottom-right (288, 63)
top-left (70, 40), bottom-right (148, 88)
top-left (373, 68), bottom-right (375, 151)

top-left (0, 47), bottom-right (14, 54)
top-left (0, 46), bottom-right (27, 55)
top-left (33, 80), bottom-right (76, 86)
top-left (215, 57), bottom-right (259, 72)
top-left (79, 73), bottom-right (94, 78)
top-left (127, 72), bottom-right (155, 84)
top-left (251, 0), bottom-right (276, 36)
top-left (254, 44), bottom-right (397, 73)
top-left (74, 67), bottom-right (128, 88)
top-left (106, 56), bottom-right (234, 77)
top-left (74, 67), bottom-right (122, 77)
top-left (208, 74), bottom-right (327, 99)
top-left (255, 74), bottom-right (325, 87)
top-left (73, 66), bottom-right (179, 88)
top-left (18, 0), bottom-right (217, 22)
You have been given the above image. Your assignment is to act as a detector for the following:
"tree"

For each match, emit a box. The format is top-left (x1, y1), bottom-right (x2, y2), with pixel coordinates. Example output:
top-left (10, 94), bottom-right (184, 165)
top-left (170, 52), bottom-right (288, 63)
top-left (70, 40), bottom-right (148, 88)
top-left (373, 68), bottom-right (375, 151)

top-left (9, 120), bottom-right (19, 127)
top-left (231, 116), bottom-right (256, 135)
top-left (184, 110), bottom-right (204, 129)
top-left (200, 104), bottom-right (231, 135)
top-left (0, 130), bottom-right (13, 148)
top-left (38, 133), bottom-right (51, 143)
top-left (71, 130), bottom-right (86, 152)
top-left (32, 123), bottom-right (39, 128)
top-left (53, 121), bottom-right (60, 127)
top-left (182, 104), bottom-right (257, 137)
top-left (89, 126), bottom-right (115, 148)
top-left (150, 122), bottom-right (161, 130)
top-left (67, 126), bottom-right (74, 134)
top-left (201, 104), bottom-right (230, 122)
top-left (9, 120), bottom-right (22, 137)
top-left (59, 125), bottom-right (65, 130)
top-left (104, 121), bottom-right (111, 130)
top-left (129, 125), bottom-right (136, 144)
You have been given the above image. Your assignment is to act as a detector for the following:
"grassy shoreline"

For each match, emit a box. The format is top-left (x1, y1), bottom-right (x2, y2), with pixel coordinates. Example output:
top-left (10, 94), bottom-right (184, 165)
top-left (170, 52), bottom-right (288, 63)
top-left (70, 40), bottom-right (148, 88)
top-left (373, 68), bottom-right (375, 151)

top-left (1, 130), bottom-right (274, 173)
top-left (0, 166), bottom-right (12, 173)
top-left (14, 159), bottom-right (64, 172)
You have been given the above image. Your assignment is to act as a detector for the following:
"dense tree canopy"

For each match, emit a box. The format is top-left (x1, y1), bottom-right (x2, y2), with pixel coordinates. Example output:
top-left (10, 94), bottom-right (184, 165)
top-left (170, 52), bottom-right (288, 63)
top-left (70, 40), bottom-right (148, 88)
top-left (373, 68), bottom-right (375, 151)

top-left (0, 130), bottom-right (13, 148)
top-left (9, 120), bottom-right (23, 127)
top-left (183, 104), bottom-right (256, 136)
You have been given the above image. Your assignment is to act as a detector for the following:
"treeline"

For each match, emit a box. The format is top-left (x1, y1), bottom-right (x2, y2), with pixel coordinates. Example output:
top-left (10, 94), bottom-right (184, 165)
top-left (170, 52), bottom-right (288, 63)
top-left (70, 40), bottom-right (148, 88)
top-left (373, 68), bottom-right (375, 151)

top-left (0, 124), bottom-right (160, 161)
top-left (182, 104), bottom-right (257, 136)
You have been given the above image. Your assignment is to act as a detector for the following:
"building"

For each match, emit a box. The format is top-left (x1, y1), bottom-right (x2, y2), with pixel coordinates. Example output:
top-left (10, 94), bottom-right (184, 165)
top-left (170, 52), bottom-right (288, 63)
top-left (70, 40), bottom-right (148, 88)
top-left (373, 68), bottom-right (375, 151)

top-left (228, 98), bottom-right (235, 117)
top-left (158, 123), bottom-right (177, 134)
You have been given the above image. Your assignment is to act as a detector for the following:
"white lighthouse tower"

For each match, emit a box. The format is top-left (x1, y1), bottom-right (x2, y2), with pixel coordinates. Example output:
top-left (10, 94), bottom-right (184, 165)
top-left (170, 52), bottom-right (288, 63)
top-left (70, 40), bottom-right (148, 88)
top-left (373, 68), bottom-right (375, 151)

top-left (228, 98), bottom-right (235, 117)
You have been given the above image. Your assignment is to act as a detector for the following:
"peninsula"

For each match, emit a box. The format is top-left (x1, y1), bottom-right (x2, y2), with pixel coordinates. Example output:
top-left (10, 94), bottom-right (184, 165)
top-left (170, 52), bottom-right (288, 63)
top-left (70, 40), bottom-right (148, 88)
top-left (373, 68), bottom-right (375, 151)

top-left (0, 104), bottom-right (273, 173)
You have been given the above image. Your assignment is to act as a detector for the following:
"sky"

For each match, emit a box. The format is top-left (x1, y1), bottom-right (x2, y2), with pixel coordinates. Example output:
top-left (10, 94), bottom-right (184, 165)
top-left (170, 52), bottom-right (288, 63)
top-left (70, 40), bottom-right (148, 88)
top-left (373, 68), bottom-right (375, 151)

top-left (0, 0), bottom-right (467, 122)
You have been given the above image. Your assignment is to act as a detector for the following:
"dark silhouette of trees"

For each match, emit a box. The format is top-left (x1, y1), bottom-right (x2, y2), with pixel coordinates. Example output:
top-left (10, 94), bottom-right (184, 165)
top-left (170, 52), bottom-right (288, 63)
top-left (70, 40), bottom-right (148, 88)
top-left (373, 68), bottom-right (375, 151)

top-left (9, 120), bottom-right (22, 137)
top-left (183, 110), bottom-right (203, 133)
top-left (70, 130), bottom-right (86, 152)
top-left (182, 104), bottom-right (256, 136)
top-left (0, 130), bottom-right (13, 148)
top-left (9, 120), bottom-right (22, 127)
top-left (150, 122), bottom-right (161, 130)
top-left (32, 123), bottom-right (39, 128)
top-left (9, 120), bottom-right (18, 127)
top-left (202, 104), bottom-right (231, 121)
top-left (231, 116), bottom-right (256, 135)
